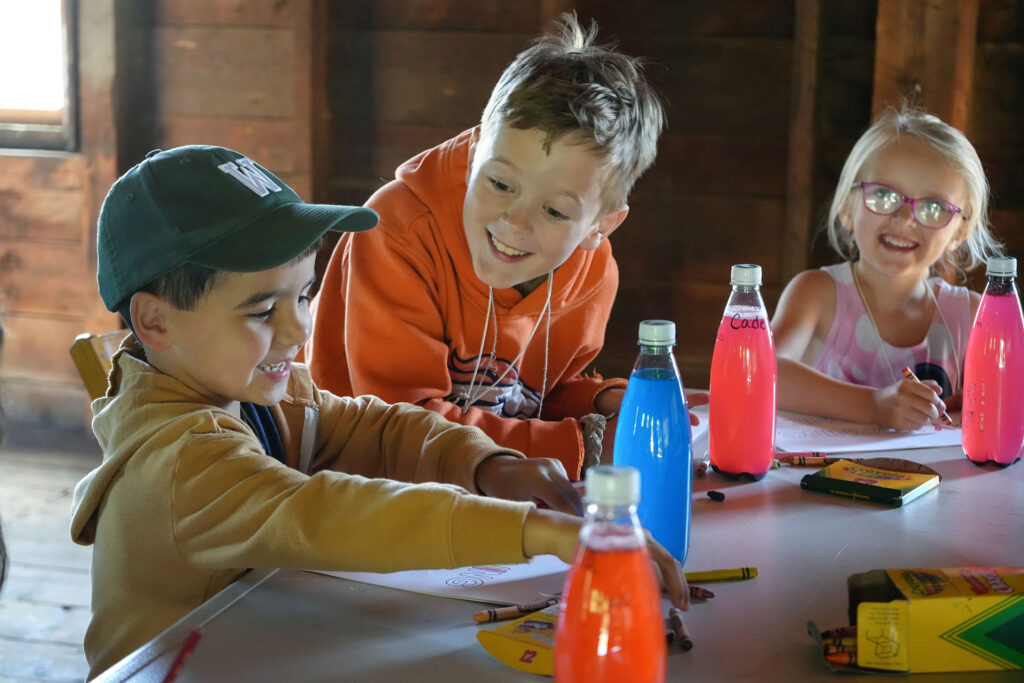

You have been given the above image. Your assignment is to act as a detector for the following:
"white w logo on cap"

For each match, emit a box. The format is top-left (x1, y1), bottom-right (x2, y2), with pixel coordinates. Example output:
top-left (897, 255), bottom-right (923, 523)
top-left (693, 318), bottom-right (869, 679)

top-left (217, 157), bottom-right (282, 197)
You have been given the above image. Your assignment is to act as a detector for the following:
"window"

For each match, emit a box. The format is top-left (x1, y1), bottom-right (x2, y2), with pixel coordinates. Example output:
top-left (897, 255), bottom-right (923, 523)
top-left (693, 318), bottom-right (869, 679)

top-left (0, 0), bottom-right (76, 150)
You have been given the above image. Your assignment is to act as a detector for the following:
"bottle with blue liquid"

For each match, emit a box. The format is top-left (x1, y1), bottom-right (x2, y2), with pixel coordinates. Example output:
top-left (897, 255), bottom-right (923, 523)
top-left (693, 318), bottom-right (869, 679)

top-left (613, 320), bottom-right (692, 563)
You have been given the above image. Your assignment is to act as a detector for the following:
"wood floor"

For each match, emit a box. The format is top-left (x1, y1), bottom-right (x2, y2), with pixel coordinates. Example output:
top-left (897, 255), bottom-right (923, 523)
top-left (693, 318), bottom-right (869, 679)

top-left (0, 423), bottom-right (98, 682)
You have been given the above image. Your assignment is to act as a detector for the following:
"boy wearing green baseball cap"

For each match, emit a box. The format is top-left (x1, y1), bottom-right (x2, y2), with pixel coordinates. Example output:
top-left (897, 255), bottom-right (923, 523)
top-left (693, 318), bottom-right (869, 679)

top-left (69, 145), bottom-right (689, 678)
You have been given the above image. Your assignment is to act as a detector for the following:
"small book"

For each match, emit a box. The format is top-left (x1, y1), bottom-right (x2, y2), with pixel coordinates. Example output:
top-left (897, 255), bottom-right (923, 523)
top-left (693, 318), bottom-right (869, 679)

top-left (800, 459), bottom-right (940, 507)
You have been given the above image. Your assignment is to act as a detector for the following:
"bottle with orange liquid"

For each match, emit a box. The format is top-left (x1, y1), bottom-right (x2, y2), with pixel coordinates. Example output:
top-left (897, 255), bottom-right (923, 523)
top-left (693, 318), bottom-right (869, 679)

top-left (962, 256), bottom-right (1024, 465)
top-left (709, 264), bottom-right (777, 479)
top-left (554, 466), bottom-right (665, 683)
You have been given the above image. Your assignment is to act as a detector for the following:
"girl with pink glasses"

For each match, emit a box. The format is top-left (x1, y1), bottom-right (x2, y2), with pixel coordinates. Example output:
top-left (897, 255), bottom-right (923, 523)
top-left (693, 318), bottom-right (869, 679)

top-left (771, 106), bottom-right (1003, 430)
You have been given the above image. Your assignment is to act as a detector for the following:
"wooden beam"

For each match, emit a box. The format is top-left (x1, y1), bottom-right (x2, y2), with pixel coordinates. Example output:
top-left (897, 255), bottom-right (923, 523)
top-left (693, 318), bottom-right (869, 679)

top-left (782, 0), bottom-right (821, 284)
top-left (872, 0), bottom-right (979, 130)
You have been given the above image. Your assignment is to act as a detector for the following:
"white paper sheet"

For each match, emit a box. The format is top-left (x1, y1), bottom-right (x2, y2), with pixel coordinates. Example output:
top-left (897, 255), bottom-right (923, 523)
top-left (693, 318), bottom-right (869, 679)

top-left (774, 410), bottom-right (962, 453)
top-left (311, 553), bottom-right (569, 605)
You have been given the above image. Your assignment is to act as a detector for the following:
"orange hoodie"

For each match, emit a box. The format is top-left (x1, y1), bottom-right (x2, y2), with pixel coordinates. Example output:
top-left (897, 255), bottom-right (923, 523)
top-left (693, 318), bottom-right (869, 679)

top-left (307, 129), bottom-right (626, 478)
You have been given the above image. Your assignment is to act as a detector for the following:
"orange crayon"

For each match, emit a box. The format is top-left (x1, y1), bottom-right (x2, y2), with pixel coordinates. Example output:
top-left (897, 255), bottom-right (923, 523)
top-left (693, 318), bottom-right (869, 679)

top-left (824, 651), bottom-right (857, 666)
top-left (901, 366), bottom-right (954, 426)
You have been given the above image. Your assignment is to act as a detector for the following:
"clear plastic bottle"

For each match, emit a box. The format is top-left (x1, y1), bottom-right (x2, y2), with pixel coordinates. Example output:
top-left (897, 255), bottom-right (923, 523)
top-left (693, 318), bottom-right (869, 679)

top-left (612, 320), bottom-right (692, 563)
top-left (962, 256), bottom-right (1024, 465)
top-left (554, 466), bottom-right (666, 683)
top-left (709, 264), bottom-right (777, 479)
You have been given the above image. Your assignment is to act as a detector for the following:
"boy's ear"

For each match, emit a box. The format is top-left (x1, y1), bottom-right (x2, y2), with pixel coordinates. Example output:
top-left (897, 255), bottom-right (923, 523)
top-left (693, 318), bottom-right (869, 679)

top-left (130, 292), bottom-right (172, 351)
top-left (580, 204), bottom-right (629, 251)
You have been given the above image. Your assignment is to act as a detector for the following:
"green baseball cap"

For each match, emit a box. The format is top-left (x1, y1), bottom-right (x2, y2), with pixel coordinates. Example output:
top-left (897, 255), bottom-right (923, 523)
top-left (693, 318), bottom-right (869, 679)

top-left (97, 145), bottom-right (379, 311)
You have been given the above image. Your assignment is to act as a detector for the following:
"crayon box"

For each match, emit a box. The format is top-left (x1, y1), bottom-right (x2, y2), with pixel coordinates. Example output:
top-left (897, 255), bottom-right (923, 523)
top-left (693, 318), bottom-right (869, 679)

top-left (476, 603), bottom-right (558, 676)
top-left (817, 567), bottom-right (1024, 673)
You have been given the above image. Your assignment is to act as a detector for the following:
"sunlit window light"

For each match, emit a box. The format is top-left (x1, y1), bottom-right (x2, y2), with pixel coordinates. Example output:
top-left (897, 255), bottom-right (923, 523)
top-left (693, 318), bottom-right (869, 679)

top-left (0, 0), bottom-right (67, 115)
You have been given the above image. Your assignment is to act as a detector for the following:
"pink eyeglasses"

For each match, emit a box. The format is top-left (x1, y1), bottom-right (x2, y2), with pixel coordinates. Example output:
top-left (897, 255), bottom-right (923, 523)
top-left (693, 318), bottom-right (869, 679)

top-left (854, 182), bottom-right (965, 229)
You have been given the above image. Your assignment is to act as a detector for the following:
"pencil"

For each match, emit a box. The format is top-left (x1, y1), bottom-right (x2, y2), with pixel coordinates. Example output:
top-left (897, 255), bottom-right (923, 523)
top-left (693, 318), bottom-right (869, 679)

top-left (901, 366), bottom-right (954, 426)
top-left (472, 597), bottom-right (559, 623)
top-left (684, 567), bottom-right (757, 583)
top-left (161, 629), bottom-right (202, 683)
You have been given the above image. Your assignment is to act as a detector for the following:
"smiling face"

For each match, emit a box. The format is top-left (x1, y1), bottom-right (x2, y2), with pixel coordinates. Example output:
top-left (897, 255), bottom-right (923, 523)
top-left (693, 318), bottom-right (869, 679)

top-left (147, 254), bottom-right (316, 413)
top-left (462, 124), bottom-right (628, 293)
top-left (845, 137), bottom-right (969, 283)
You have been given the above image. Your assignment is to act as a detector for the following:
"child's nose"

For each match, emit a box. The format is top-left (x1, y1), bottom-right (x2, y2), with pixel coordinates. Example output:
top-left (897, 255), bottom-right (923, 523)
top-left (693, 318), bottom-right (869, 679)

top-left (503, 203), bottom-right (529, 231)
top-left (277, 307), bottom-right (311, 348)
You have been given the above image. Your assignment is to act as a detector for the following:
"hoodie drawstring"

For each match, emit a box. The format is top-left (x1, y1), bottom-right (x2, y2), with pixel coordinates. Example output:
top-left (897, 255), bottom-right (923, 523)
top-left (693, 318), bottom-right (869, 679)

top-left (459, 273), bottom-right (554, 418)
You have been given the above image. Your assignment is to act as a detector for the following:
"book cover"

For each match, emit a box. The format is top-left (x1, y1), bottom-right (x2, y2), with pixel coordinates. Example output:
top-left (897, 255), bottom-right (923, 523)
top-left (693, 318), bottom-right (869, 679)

top-left (800, 459), bottom-right (940, 507)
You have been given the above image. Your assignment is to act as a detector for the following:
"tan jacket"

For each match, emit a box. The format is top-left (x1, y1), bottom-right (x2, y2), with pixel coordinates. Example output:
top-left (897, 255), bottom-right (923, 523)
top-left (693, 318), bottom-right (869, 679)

top-left (71, 337), bottom-right (533, 678)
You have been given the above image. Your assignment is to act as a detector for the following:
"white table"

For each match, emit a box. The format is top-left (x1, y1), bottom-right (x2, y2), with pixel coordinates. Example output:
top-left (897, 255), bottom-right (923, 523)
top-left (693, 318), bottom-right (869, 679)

top-left (95, 441), bottom-right (1024, 682)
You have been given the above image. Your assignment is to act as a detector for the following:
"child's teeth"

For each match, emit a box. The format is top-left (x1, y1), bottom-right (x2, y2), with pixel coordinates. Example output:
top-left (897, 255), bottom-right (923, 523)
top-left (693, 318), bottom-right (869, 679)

top-left (491, 234), bottom-right (527, 256)
top-left (261, 361), bottom-right (286, 372)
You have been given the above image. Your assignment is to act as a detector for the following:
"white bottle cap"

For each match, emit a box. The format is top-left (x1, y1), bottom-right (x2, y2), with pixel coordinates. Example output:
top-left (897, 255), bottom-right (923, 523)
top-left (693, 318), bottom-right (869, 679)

top-left (731, 264), bottom-right (762, 286)
top-left (638, 319), bottom-right (675, 346)
top-left (987, 256), bottom-right (1017, 277)
top-left (585, 465), bottom-right (640, 507)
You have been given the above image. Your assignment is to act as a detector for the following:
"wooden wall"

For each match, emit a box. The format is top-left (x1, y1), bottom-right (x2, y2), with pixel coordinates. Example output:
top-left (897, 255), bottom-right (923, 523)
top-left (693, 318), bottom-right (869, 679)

top-left (2, 0), bottom-right (1022, 428)
top-left (0, 0), bottom-right (120, 428)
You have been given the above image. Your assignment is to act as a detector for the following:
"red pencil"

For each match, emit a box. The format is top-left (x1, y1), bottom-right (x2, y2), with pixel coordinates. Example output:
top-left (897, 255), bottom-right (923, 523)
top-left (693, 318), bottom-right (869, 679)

top-left (161, 629), bottom-right (202, 683)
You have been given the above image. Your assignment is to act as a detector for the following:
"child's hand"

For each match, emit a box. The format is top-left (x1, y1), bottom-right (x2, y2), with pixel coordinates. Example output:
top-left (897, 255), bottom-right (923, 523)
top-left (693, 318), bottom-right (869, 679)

top-left (476, 455), bottom-right (583, 515)
top-left (522, 509), bottom-right (689, 611)
top-left (642, 528), bottom-right (689, 611)
top-left (686, 390), bottom-right (710, 426)
top-left (872, 378), bottom-right (947, 430)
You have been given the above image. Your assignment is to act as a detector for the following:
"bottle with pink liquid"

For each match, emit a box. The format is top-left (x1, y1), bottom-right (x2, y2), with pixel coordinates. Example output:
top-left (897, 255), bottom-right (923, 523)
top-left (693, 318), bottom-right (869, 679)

top-left (962, 256), bottom-right (1024, 466)
top-left (709, 264), bottom-right (777, 479)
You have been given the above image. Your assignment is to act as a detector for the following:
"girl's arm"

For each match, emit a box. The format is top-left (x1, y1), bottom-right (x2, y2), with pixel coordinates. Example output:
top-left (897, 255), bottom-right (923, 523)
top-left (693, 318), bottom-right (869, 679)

top-left (772, 270), bottom-right (875, 421)
top-left (772, 270), bottom-right (945, 429)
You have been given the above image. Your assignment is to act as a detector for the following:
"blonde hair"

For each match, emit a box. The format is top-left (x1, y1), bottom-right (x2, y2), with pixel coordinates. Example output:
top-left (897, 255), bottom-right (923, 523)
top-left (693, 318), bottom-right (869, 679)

top-left (480, 12), bottom-right (665, 208)
top-left (827, 106), bottom-right (1002, 279)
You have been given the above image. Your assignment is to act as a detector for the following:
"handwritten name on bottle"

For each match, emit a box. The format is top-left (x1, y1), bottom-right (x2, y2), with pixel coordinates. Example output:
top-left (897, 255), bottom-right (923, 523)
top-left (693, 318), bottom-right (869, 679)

top-left (729, 315), bottom-right (768, 330)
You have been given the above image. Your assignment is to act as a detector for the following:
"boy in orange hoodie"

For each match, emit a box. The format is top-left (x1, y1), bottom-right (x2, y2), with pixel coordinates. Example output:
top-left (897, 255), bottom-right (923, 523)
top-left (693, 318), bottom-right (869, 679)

top-left (308, 14), bottom-right (677, 479)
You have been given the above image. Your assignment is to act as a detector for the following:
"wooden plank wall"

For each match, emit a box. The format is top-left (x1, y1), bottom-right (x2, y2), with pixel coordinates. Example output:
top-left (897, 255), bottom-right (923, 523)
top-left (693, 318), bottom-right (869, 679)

top-left (2, 0), bottom-right (1022, 427)
top-left (0, 0), bottom-right (120, 429)
top-left (324, 1), bottom-right (821, 382)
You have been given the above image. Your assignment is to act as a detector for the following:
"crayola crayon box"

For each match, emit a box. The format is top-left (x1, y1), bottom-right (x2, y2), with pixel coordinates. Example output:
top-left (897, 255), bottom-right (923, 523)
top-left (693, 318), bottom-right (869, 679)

top-left (813, 567), bottom-right (1024, 674)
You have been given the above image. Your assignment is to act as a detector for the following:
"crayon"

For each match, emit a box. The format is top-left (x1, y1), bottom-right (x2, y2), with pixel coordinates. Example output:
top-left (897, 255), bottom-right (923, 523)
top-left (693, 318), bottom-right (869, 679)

top-left (667, 607), bottom-right (693, 651)
top-left (824, 651), bottom-right (857, 666)
top-left (684, 567), bottom-right (757, 583)
top-left (472, 597), bottom-right (559, 623)
top-left (819, 625), bottom-right (857, 639)
top-left (823, 643), bottom-right (856, 654)
top-left (161, 629), bottom-right (202, 683)
top-left (823, 636), bottom-right (857, 647)
top-left (776, 451), bottom-right (828, 459)
top-left (694, 451), bottom-right (710, 477)
top-left (901, 366), bottom-right (955, 426)
top-left (707, 490), bottom-right (725, 502)
top-left (780, 456), bottom-right (848, 467)
top-left (689, 584), bottom-right (715, 600)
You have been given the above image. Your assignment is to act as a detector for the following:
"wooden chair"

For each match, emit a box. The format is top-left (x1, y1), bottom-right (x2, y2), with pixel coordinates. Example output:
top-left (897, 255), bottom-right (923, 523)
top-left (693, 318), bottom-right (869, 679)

top-left (70, 331), bottom-right (127, 400)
